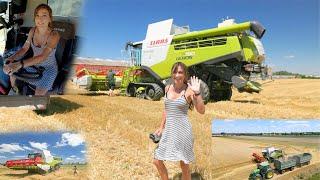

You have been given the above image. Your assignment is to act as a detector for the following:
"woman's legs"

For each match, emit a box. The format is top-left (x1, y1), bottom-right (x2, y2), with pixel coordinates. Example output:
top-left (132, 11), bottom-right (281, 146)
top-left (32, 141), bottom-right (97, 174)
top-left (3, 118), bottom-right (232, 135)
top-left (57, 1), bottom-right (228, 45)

top-left (153, 159), bottom-right (168, 180)
top-left (35, 88), bottom-right (48, 96)
top-left (180, 161), bottom-right (191, 180)
top-left (9, 75), bottom-right (16, 88)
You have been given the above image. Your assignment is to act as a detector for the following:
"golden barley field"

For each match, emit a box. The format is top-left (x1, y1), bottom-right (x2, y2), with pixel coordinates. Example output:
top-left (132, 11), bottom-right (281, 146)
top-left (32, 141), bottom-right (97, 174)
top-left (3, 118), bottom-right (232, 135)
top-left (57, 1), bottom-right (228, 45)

top-left (0, 79), bottom-right (319, 179)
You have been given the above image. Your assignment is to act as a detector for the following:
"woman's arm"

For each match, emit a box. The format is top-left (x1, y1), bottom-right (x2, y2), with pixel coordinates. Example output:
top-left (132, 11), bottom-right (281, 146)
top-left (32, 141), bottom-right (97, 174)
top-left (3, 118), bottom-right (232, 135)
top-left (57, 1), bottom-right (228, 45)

top-left (155, 111), bottom-right (166, 136)
top-left (154, 85), bottom-right (169, 135)
top-left (6, 28), bottom-right (34, 63)
top-left (187, 76), bottom-right (205, 114)
top-left (7, 31), bottom-right (60, 73)
top-left (159, 111), bottom-right (166, 129)
top-left (23, 31), bottom-right (60, 67)
top-left (190, 91), bottom-right (205, 114)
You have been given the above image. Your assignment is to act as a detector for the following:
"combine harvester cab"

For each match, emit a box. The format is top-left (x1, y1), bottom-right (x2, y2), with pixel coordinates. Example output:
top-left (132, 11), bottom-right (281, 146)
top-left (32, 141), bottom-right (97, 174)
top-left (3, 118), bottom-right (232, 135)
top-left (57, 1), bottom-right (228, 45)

top-left (0, 0), bottom-right (78, 109)
top-left (124, 18), bottom-right (267, 102)
top-left (5, 150), bottom-right (62, 174)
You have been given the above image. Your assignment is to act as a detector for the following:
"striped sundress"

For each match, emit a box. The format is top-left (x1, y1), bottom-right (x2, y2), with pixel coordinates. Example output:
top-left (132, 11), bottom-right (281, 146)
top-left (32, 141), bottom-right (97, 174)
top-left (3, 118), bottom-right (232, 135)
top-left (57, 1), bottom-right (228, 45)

top-left (154, 85), bottom-right (194, 164)
top-left (24, 29), bottom-right (58, 91)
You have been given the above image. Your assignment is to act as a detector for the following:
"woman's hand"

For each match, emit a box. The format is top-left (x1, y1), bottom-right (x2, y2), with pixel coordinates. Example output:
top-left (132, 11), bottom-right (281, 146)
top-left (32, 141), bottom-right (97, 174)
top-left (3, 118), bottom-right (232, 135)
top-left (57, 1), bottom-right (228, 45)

top-left (154, 127), bottom-right (164, 136)
top-left (5, 57), bottom-right (15, 64)
top-left (5, 61), bottom-right (22, 75)
top-left (187, 76), bottom-right (201, 94)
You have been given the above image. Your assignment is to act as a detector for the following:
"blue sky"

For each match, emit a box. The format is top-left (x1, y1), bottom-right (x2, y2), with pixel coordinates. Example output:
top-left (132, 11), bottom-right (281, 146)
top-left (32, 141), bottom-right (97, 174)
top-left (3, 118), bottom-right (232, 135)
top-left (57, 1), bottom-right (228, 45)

top-left (0, 132), bottom-right (86, 164)
top-left (77, 0), bottom-right (319, 75)
top-left (212, 119), bottom-right (320, 133)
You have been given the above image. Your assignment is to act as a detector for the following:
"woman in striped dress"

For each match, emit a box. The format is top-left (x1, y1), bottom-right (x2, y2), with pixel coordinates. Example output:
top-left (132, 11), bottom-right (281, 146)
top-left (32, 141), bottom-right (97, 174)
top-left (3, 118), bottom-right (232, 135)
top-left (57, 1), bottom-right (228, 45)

top-left (3, 4), bottom-right (60, 95)
top-left (153, 62), bottom-right (205, 180)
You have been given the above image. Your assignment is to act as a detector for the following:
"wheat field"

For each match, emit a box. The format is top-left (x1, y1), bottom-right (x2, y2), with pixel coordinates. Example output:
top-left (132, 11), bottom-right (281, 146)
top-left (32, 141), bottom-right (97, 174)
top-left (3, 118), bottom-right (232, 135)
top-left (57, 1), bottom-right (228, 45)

top-left (0, 79), bottom-right (319, 179)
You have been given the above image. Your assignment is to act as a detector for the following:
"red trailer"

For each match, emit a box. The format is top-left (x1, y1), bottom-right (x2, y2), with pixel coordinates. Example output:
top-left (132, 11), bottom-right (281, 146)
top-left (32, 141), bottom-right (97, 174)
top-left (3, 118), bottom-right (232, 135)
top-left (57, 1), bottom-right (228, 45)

top-left (252, 152), bottom-right (266, 163)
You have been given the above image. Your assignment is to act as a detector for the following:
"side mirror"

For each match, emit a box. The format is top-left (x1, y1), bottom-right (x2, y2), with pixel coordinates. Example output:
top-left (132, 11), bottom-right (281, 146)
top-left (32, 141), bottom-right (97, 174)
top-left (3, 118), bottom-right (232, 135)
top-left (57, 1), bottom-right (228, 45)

top-left (0, 1), bottom-right (7, 14)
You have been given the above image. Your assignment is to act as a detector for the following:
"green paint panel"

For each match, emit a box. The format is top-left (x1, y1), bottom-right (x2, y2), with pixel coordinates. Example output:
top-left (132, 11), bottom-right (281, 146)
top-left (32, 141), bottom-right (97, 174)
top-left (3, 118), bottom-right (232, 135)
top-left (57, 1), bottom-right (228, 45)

top-left (150, 36), bottom-right (242, 79)
top-left (173, 22), bottom-right (251, 41)
top-left (241, 36), bottom-right (259, 62)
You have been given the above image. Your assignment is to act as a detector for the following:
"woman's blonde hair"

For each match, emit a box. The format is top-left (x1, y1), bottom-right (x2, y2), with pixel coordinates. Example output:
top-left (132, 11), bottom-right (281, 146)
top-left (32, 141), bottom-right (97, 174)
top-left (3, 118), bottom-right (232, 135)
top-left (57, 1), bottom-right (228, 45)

top-left (171, 62), bottom-right (189, 84)
top-left (34, 4), bottom-right (53, 28)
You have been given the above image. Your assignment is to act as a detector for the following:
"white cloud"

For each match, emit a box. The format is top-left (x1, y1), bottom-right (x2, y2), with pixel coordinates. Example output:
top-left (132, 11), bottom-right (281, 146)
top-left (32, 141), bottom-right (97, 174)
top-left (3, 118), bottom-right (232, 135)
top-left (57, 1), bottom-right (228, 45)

top-left (56, 133), bottom-right (84, 147)
top-left (29, 142), bottom-right (48, 150)
top-left (81, 150), bottom-right (86, 154)
top-left (70, 155), bottom-right (77, 158)
top-left (284, 55), bottom-right (295, 59)
top-left (0, 144), bottom-right (24, 154)
top-left (22, 146), bottom-right (34, 151)
top-left (0, 156), bottom-right (6, 158)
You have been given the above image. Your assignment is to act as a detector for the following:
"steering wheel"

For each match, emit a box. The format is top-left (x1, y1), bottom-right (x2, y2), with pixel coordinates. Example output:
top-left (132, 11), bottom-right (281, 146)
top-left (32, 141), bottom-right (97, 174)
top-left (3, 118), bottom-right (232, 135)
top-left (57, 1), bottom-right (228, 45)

top-left (13, 65), bottom-right (44, 82)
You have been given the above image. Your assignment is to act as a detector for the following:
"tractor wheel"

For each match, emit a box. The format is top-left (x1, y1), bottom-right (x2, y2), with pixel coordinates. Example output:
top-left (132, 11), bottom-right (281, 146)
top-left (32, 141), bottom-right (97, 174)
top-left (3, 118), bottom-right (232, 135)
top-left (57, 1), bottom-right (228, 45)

top-left (199, 80), bottom-right (210, 104)
top-left (254, 174), bottom-right (262, 180)
top-left (146, 84), bottom-right (163, 101)
top-left (290, 166), bottom-right (294, 171)
top-left (265, 169), bottom-right (274, 179)
top-left (280, 169), bottom-right (285, 174)
top-left (126, 84), bottom-right (135, 97)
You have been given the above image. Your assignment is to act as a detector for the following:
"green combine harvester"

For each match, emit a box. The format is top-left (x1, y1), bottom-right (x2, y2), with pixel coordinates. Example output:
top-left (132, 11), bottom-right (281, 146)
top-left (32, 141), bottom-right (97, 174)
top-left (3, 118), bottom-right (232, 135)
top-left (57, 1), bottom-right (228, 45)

top-left (123, 18), bottom-right (267, 102)
top-left (5, 150), bottom-right (62, 174)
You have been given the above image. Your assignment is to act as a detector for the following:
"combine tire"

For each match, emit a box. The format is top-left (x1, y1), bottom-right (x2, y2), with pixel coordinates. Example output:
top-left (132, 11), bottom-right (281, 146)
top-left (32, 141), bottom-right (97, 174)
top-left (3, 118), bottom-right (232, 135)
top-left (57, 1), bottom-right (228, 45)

top-left (146, 84), bottom-right (163, 101)
top-left (126, 84), bottom-right (135, 97)
top-left (199, 80), bottom-right (210, 104)
top-left (211, 86), bottom-right (232, 102)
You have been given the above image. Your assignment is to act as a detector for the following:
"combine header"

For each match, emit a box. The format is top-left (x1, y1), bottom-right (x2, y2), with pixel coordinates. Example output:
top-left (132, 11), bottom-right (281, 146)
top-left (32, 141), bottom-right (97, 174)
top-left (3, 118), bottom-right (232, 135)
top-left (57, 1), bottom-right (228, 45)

top-left (5, 150), bottom-right (62, 174)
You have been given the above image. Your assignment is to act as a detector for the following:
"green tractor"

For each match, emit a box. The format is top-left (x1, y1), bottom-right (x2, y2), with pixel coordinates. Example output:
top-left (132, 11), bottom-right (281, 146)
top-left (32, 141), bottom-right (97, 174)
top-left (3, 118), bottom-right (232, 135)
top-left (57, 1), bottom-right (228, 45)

top-left (123, 18), bottom-right (267, 102)
top-left (249, 161), bottom-right (274, 180)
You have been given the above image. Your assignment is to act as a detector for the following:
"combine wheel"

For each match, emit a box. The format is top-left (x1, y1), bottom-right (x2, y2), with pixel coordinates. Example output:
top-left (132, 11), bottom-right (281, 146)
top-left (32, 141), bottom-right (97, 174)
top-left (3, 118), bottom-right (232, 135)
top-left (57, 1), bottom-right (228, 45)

top-left (210, 86), bottom-right (232, 102)
top-left (53, 164), bottom-right (61, 171)
top-left (146, 84), bottom-right (163, 101)
top-left (199, 80), bottom-right (210, 104)
top-left (126, 84), bottom-right (136, 97)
